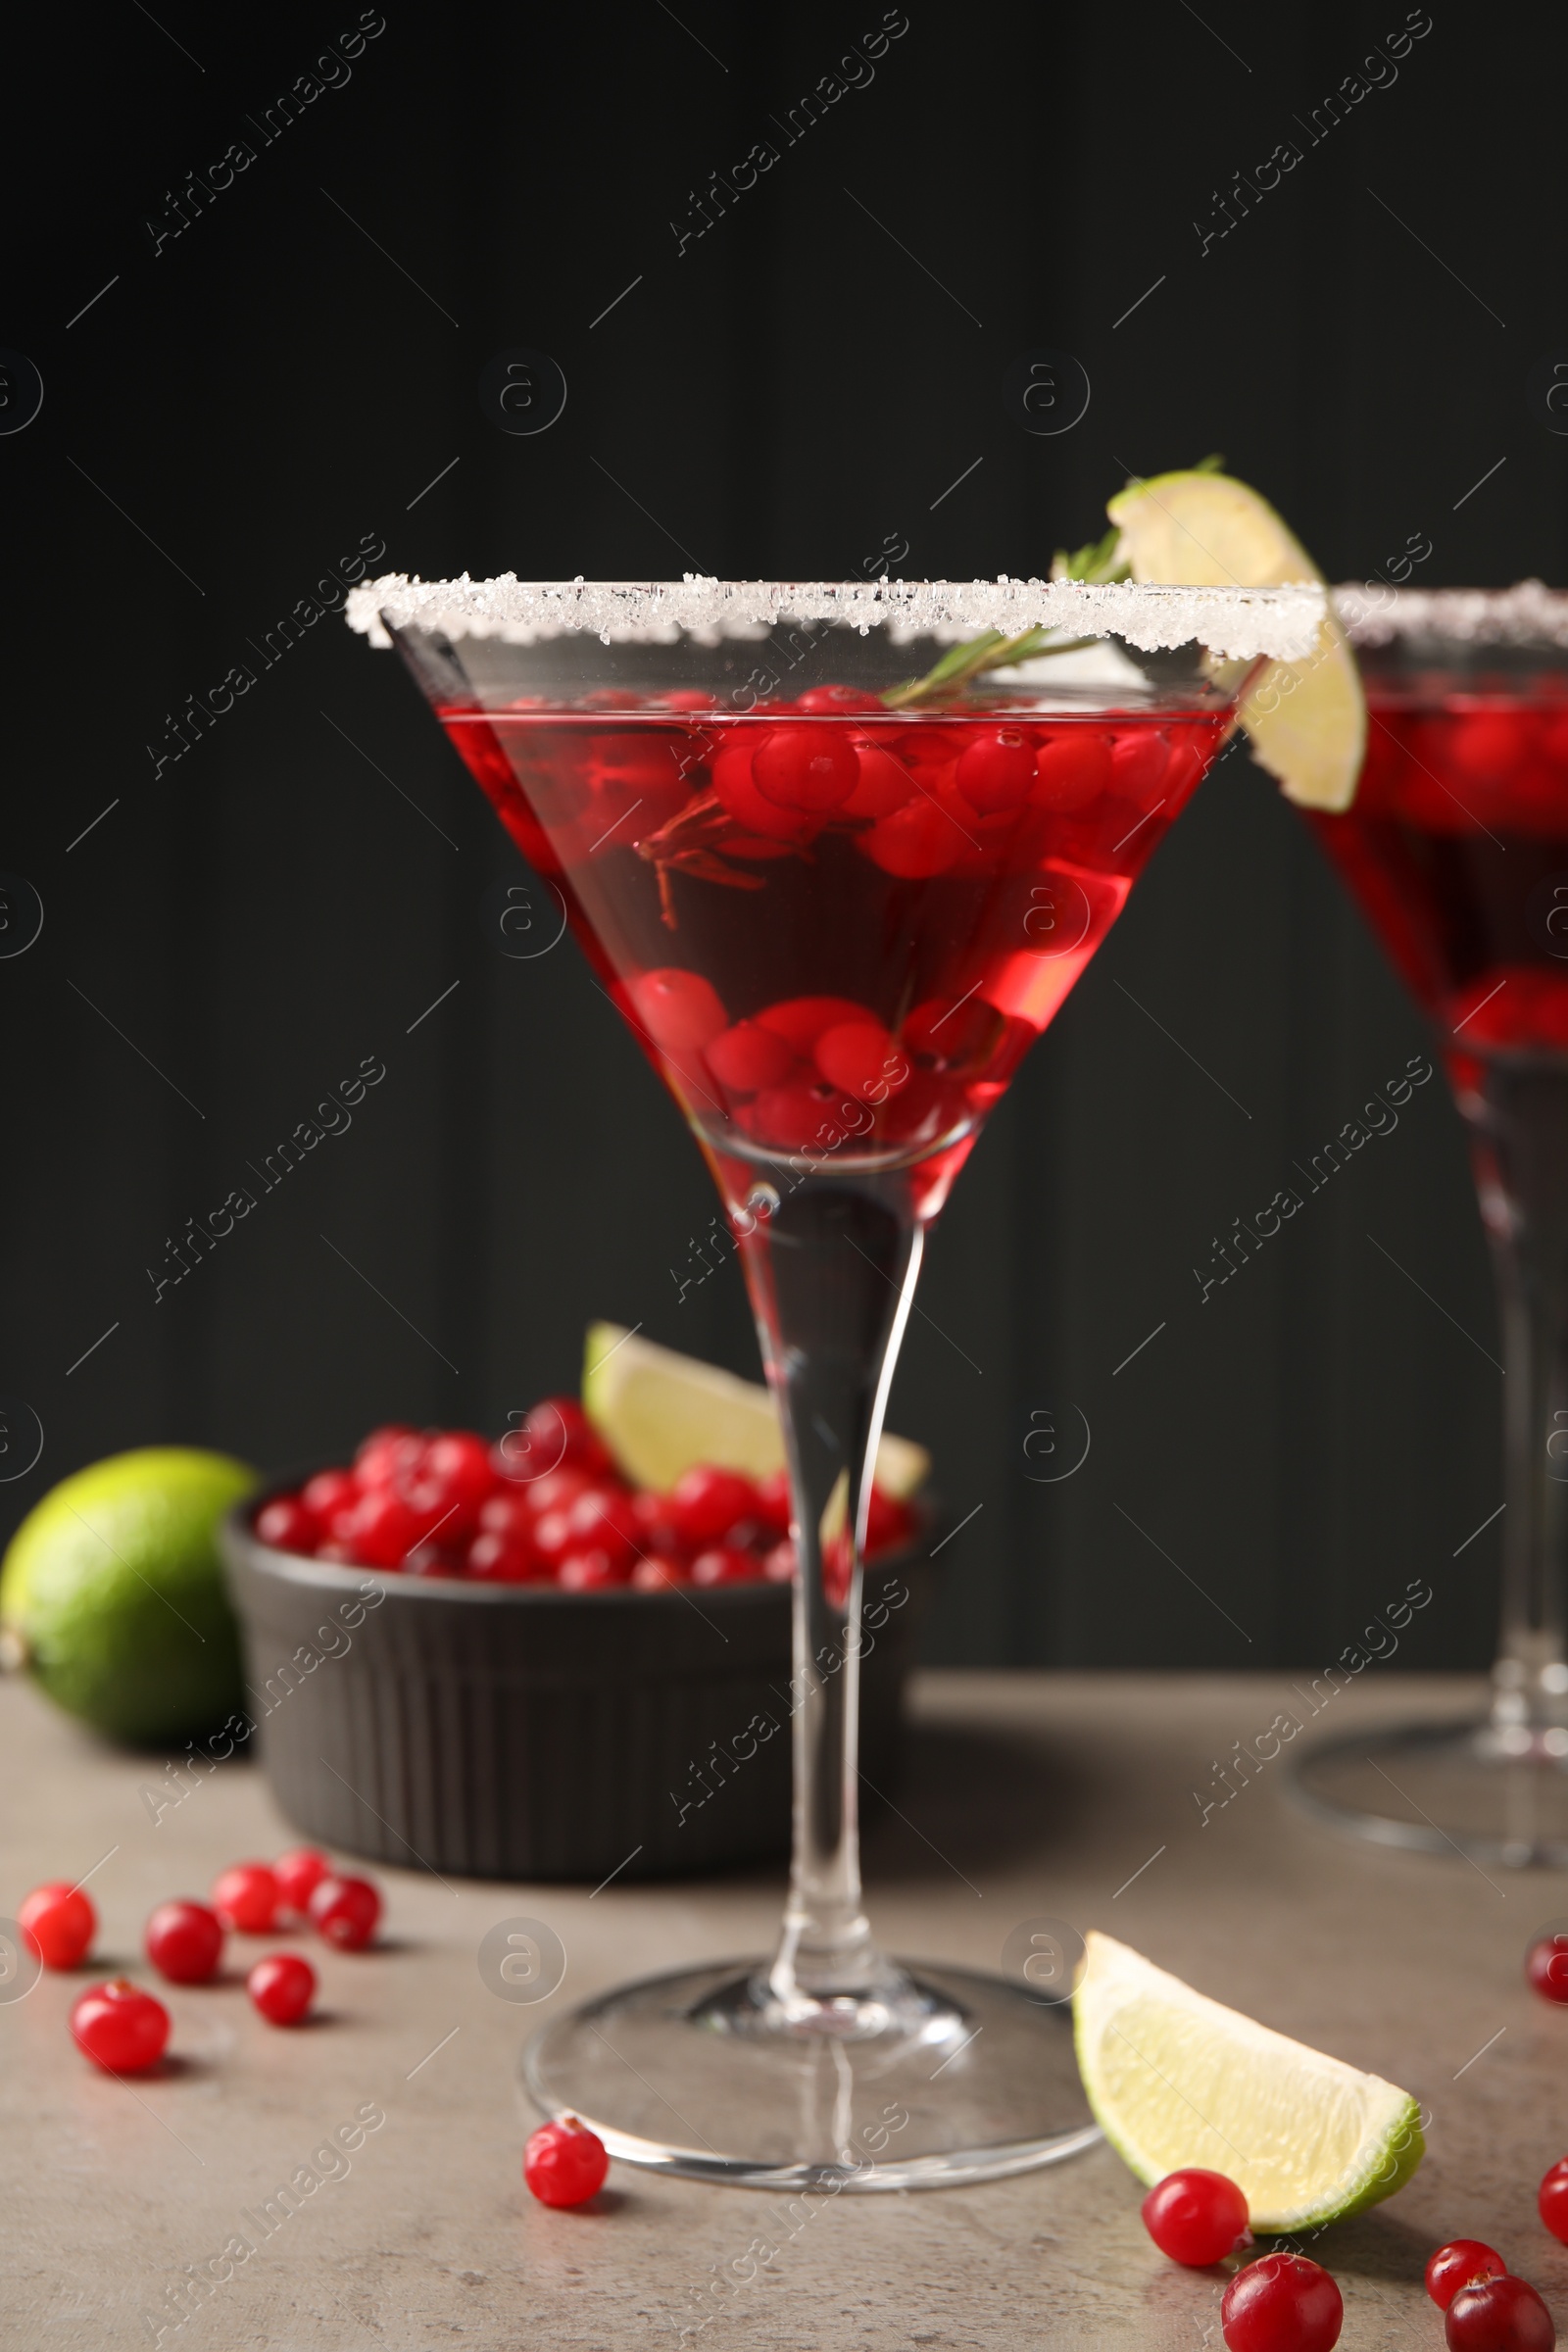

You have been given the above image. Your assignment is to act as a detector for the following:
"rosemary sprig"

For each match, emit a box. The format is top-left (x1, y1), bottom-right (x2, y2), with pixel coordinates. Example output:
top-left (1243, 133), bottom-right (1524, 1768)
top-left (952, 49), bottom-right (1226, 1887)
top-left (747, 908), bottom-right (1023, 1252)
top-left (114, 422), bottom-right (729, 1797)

top-left (1048, 522), bottom-right (1130, 587)
top-left (876, 455), bottom-right (1228, 708)
top-left (881, 626), bottom-right (1064, 709)
top-left (881, 525), bottom-right (1127, 710)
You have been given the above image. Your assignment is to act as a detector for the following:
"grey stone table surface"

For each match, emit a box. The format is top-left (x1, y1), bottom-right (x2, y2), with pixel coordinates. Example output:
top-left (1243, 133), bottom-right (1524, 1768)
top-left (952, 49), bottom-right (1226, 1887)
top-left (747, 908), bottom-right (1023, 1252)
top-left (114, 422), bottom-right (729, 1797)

top-left (4, 1666), bottom-right (1566, 2351)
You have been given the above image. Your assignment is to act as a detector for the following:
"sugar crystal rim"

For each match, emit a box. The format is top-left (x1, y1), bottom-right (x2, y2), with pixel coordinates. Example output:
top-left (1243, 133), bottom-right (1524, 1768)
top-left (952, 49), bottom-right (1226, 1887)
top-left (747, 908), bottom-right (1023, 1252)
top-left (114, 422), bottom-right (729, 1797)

top-left (1334, 579), bottom-right (1568, 648)
top-left (344, 572), bottom-right (1325, 662)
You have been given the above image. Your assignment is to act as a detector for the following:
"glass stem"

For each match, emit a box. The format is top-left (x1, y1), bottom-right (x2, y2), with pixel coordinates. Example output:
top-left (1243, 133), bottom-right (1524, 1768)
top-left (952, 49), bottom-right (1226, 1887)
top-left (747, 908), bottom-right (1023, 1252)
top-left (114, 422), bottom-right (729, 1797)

top-left (1465, 1057), bottom-right (1568, 1738)
top-left (736, 1172), bottom-right (923, 2010)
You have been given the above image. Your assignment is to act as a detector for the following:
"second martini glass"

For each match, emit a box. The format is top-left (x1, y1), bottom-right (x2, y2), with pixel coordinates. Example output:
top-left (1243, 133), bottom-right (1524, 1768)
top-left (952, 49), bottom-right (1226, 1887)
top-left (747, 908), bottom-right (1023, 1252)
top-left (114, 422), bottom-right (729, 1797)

top-left (349, 572), bottom-right (1320, 2185)
top-left (1297, 584), bottom-right (1568, 1866)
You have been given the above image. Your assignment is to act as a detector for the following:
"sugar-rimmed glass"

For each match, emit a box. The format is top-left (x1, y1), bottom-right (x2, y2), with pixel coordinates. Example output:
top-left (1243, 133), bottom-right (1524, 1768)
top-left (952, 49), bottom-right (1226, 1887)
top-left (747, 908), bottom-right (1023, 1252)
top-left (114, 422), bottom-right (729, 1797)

top-left (349, 572), bottom-right (1321, 2186)
top-left (1293, 584), bottom-right (1568, 1866)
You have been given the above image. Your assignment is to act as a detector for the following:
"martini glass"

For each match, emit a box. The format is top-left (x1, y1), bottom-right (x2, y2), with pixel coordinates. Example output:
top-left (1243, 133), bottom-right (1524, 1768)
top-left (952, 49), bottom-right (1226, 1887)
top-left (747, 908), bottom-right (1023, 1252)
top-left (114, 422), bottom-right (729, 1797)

top-left (349, 573), bottom-right (1320, 2186)
top-left (1295, 583), bottom-right (1568, 1866)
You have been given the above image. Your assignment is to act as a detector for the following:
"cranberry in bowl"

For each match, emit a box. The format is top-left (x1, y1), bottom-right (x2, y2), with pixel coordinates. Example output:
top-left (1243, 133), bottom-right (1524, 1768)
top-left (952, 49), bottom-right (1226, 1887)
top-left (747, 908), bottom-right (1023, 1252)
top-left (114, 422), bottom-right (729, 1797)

top-left (221, 1396), bottom-right (928, 1883)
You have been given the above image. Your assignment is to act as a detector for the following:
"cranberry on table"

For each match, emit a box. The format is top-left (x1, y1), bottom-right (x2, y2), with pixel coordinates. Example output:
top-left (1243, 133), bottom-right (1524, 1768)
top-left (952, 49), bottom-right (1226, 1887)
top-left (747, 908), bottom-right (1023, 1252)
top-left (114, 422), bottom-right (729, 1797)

top-left (309, 1874), bottom-right (381, 1951)
top-left (1428, 2243), bottom-right (1510, 2310)
top-left (19, 1881), bottom-right (95, 1969)
top-left (523, 2115), bottom-right (610, 2208)
top-left (247, 1952), bottom-right (317, 2026)
top-left (667, 1465), bottom-right (761, 1549)
top-left (211, 1862), bottom-right (281, 1934)
top-left (1540, 2156), bottom-right (1568, 2243)
top-left (1140, 2168), bottom-right (1250, 2267)
top-left (1527, 1936), bottom-right (1568, 2004)
top-left (1446, 2276), bottom-right (1556, 2351)
top-left (145, 1899), bottom-right (224, 1984)
top-left (273, 1847), bottom-right (331, 1915)
top-left (71, 1979), bottom-right (170, 2074)
top-left (1220, 2253), bottom-right (1343, 2352)
top-left (255, 1494), bottom-right (320, 1552)
top-left (761, 1539), bottom-right (797, 1583)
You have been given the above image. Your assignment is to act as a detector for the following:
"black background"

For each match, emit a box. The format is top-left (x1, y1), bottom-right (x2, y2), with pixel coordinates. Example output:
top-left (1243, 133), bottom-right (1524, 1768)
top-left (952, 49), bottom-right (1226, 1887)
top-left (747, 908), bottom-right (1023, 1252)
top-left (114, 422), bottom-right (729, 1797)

top-left (4, 3), bottom-right (1557, 1676)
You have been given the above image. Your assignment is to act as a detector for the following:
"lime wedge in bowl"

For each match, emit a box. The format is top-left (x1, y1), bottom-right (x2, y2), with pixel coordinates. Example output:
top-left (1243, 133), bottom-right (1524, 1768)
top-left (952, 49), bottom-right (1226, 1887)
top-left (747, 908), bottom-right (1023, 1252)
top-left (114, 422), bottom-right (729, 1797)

top-left (583, 1321), bottom-right (929, 1498)
top-left (1105, 467), bottom-right (1365, 811)
top-left (1073, 1932), bottom-right (1423, 2230)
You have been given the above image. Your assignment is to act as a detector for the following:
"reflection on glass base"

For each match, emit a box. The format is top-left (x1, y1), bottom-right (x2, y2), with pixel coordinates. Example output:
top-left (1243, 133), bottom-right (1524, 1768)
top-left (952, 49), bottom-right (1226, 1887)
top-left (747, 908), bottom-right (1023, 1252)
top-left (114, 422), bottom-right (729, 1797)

top-left (523, 1959), bottom-right (1100, 2189)
top-left (1287, 1719), bottom-right (1568, 1867)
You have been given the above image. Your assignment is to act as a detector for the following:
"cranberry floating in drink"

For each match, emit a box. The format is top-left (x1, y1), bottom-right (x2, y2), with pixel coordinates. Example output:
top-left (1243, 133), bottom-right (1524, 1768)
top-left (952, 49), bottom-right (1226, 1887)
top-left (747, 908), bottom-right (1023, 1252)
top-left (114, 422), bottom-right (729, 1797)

top-left (1298, 584), bottom-right (1568, 1866)
top-left (349, 570), bottom-right (1321, 2186)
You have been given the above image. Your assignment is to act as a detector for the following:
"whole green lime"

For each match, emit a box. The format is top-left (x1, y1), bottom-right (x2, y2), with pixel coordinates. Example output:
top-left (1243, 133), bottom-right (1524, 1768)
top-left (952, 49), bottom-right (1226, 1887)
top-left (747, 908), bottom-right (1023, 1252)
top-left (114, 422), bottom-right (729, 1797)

top-left (0, 1447), bottom-right (260, 1744)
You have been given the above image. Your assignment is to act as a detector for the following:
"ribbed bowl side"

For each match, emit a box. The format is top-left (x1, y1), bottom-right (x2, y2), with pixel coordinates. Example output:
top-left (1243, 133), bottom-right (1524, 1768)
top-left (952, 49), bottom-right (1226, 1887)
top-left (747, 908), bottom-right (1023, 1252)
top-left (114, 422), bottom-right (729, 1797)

top-left (222, 1524), bottom-right (919, 1882)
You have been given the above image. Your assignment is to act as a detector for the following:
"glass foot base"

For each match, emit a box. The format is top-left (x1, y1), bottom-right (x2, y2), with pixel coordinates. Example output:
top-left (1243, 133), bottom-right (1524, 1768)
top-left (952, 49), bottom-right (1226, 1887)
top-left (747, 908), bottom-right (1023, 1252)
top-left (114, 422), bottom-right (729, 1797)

top-left (1286, 1718), bottom-right (1568, 1867)
top-left (523, 1958), bottom-right (1100, 2189)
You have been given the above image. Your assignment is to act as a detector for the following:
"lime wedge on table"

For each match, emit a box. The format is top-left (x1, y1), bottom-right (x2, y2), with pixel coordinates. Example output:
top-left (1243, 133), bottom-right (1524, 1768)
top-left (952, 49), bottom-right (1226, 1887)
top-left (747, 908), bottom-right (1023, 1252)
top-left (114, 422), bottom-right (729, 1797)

top-left (583, 1322), bottom-right (929, 1499)
top-left (1073, 1932), bottom-right (1423, 2230)
top-left (1106, 468), bottom-right (1365, 811)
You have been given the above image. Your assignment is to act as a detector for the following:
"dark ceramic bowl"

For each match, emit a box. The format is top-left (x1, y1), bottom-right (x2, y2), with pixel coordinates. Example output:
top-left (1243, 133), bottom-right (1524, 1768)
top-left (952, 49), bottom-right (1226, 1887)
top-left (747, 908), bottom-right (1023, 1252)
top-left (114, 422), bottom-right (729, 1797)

top-left (220, 1491), bottom-right (925, 1883)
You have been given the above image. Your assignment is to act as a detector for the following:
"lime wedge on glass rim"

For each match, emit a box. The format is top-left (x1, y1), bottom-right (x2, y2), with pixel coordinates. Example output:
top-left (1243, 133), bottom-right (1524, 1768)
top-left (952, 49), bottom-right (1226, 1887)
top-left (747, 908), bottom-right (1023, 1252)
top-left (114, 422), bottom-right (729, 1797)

top-left (1105, 468), bottom-right (1366, 811)
top-left (582, 1321), bottom-right (929, 1499)
top-left (1073, 1933), bottom-right (1423, 2230)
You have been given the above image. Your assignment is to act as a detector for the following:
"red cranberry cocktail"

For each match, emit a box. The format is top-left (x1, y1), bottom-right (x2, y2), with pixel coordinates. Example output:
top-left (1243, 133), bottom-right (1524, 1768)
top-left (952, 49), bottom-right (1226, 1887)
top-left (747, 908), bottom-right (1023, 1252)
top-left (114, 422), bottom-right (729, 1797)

top-left (439, 690), bottom-right (1228, 1220)
top-left (1300, 584), bottom-right (1568, 1866)
top-left (349, 573), bottom-right (1321, 2187)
